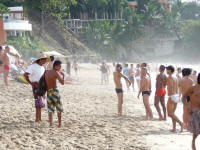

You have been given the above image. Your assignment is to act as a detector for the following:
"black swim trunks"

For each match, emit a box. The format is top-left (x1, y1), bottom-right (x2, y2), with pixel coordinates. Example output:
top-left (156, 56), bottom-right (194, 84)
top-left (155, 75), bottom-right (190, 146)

top-left (186, 96), bottom-right (190, 103)
top-left (142, 91), bottom-right (151, 96)
top-left (115, 88), bottom-right (123, 93)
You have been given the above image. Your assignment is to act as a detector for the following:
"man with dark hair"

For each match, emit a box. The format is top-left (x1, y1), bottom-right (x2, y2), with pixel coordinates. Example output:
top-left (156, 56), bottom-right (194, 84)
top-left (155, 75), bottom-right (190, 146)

top-left (180, 68), bottom-right (193, 130)
top-left (182, 73), bottom-right (200, 150)
top-left (24, 56), bottom-right (49, 122)
top-left (166, 65), bottom-right (183, 132)
top-left (45, 60), bottom-right (65, 127)
top-left (113, 64), bottom-right (131, 116)
top-left (154, 65), bottom-right (167, 120)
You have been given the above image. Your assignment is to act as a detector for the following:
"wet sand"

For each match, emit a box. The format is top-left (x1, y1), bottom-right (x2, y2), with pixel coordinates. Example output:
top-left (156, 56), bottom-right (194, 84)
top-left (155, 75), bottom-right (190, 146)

top-left (0, 63), bottom-right (199, 150)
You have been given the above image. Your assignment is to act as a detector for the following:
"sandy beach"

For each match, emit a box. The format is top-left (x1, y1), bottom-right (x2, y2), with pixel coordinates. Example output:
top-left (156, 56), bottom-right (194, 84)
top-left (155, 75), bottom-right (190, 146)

top-left (0, 63), bottom-right (199, 150)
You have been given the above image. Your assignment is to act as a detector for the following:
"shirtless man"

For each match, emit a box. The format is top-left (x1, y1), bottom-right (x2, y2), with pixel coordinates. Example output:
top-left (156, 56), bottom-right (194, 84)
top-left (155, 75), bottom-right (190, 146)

top-left (138, 68), bottom-right (153, 120)
top-left (45, 60), bottom-right (65, 127)
top-left (182, 73), bottom-right (200, 150)
top-left (166, 65), bottom-right (183, 132)
top-left (0, 46), bottom-right (19, 86)
top-left (128, 64), bottom-right (135, 91)
top-left (176, 67), bottom-right (182, 79)
top-left (191, 70), bottom-right (197, 84)
top-left (135, 64), bottom-right (141, 90)
top-left (154, 65), bottom-right (167, 120)
top-left (113, 64), bottom-right (131, 116)
top-left (72, 60), bottom-right (78, 76)
top-left (180, 68), bottom-right (193, 130)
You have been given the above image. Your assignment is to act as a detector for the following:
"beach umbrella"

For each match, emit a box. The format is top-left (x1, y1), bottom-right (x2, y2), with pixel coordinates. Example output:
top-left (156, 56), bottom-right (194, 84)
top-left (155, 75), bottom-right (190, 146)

top-left (40, 51), bottom-right (65, 58)
top-left (8, 45), bottom-right (21, 58)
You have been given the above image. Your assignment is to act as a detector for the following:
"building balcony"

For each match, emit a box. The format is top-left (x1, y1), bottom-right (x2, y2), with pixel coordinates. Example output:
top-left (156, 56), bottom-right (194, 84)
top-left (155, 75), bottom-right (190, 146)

top-left (3, 20), bottom-right (32, 31)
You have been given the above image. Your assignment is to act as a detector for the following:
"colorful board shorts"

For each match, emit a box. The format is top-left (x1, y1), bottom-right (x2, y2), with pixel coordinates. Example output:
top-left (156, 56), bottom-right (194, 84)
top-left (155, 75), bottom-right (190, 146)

top-left (47, 88), bottom-right (63, 113)
top-left (190, 109), bottom-right (200, 134)
top-left (32, 85), bottom-right (45, 108)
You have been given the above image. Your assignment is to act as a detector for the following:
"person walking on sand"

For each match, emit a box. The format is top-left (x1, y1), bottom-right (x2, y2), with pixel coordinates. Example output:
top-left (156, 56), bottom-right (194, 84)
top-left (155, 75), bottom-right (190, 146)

top-left (113, 64), bottom-right (131, 116)
top-left (135, 64), bottom-right (141, 90)
top-left (138, 68), bottom-right (153, 120)
top-left (24, 56), bottom-right (50, 122)
top-left (180, 68), bottom-right (193, 130)
top-left (154, 65), bottom-right (167, 121)
top-left (45, 60), bottom-right (64, 127)
top-left (166, 65), bottom-right (183, 133)
top-left (66, 58), bottom-right (71, 76)
top-left (123, 64), bottom-right (129, 91)
top-left (182, 73), bottom-right (200, 150)
top-left (72, 60), bottom-right (78, 76)
top-left (128, 64), bottom-right (135, 91)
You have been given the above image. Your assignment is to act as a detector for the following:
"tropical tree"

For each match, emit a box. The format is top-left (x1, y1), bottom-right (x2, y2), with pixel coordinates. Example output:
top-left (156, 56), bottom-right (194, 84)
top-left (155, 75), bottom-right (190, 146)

top-left (0, 4), bottom-right (9, 18)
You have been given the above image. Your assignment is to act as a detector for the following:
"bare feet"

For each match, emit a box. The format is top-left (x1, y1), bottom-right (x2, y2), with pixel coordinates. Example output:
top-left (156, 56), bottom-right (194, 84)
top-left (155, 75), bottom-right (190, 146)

top-left (170, 129), bottom-right (177, 133)
top-left (192, 140), bottom-right (196, 150)
top-left (163, 117), bottom-right (167, 121)
top-left (180, 123), bottom-right (184, 132)
top-left (159, 117), bottom-right (163, 121)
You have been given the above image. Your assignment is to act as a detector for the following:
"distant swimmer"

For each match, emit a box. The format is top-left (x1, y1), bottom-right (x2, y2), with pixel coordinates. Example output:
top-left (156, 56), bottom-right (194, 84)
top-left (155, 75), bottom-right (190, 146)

top-left (45, 60), bottom-right (65, 127)
top-left (138, 68), bottom-right (153, 120)
top-left (182, 73), bottom-right (200, 150)
top-left (135, 64), bottom-right (141, 90)
top-left (113, 64), bottom-right (131, 116)
top-left (166, 65), bottom-right (183, 133)
top-left (180, 68), bottom-right (193, 130)
top-left (128, 64), bottom-right (135, 91)
top-left (154, 65), bottom-right (167, 121)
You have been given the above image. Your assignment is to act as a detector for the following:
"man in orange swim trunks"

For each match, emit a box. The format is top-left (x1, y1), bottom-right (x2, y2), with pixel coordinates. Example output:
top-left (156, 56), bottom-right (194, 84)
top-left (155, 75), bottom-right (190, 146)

top-left (154, 65), bottom-right (167, 120)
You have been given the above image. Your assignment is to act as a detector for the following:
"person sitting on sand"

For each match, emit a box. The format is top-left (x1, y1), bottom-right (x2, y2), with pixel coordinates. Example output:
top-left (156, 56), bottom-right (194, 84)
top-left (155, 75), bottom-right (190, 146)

top-left (182, 73), bottom-right (200, 150)
top-left (24, 56), bottom-right (49, 122)
top-left (113, 64), bottom-right (131, 116)
top-left (166, 65), bottom-right (183, 133)
top-left (128, 64), bottom-right (135, 91)
top-left (154, 65), bottom-right (167, 121)
top-left (138, 68), bottom-right (153, 120)
top-left (180, 68), bottom-right (193, 130)
top-left (45, 60), bottom-right (65, 127)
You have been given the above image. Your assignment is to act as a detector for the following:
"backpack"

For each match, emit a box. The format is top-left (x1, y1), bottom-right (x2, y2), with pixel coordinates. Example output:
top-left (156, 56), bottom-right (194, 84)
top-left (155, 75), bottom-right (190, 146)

top-left (36, 71), bottom-right (47, 97)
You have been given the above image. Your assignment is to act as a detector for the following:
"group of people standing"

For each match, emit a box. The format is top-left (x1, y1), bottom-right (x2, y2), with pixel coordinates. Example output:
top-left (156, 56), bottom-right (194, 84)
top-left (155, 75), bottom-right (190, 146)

top-left (113, 62), bottom-right (200, 150)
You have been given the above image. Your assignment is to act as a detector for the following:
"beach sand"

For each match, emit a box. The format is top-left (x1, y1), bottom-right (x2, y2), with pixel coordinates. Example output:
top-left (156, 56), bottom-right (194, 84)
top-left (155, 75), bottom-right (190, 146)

top-left (0, 63), bottom-right (199, 150)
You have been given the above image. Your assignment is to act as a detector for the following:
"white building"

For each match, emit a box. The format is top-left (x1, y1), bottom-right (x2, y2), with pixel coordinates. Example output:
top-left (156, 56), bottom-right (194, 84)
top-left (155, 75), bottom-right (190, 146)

top-left (3, 6), bottom-right (32, 36)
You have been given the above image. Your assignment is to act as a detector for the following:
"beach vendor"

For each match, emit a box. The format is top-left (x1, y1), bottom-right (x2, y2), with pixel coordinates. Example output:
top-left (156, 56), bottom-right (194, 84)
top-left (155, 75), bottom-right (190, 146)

top-left (24, 55), bottom-right (52, 122)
